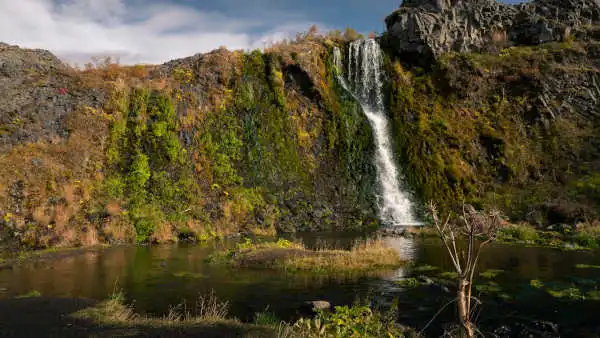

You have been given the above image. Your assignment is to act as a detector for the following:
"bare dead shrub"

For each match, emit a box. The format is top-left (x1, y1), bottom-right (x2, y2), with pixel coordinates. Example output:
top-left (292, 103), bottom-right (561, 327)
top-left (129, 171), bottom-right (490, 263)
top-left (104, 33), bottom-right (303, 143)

top-left (426, 202), bottom-right (501, 337)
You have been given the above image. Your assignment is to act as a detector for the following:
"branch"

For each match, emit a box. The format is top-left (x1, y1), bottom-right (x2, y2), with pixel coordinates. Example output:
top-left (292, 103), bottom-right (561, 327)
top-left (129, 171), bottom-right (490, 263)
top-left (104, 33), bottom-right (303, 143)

top-left (419, 298), bottom-right (458, 335)
top-left (449, 230), bottom-right (462, 274)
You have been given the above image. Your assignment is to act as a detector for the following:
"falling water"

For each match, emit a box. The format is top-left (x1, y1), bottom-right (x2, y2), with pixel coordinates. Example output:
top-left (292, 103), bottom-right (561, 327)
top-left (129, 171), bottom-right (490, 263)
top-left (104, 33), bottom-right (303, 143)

top-left (334, 40), bottom-right (419, 226)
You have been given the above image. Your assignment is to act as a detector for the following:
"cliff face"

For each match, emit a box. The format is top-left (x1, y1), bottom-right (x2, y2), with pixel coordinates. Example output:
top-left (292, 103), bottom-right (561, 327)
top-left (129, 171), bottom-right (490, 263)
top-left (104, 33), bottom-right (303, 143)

top-left (385, 0), bottom-right (600, 60)
top-left (0, 38), bottom-right (377, 249)
top-left (386, 41), bottom-right (600, 225)
top-left (382, 0), bottom-right (600, 226)
top-left (1, 1), bottom-right (600, 251)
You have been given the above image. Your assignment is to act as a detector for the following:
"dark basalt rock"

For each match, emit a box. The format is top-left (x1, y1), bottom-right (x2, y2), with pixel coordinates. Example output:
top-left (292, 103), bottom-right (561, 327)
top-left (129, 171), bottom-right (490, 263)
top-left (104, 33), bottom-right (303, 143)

top-left (385, 0), bottom-right (600, 60)
top-left (0, 43), bottom-right (105, 151)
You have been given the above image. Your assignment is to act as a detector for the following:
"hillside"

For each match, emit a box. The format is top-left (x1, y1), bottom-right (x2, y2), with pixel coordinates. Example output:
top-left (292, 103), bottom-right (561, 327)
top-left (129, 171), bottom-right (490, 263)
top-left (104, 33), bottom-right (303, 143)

top-left (0, 0), bottom-right (599, 250)
top-left (0, 34), bottom-right (379, 249)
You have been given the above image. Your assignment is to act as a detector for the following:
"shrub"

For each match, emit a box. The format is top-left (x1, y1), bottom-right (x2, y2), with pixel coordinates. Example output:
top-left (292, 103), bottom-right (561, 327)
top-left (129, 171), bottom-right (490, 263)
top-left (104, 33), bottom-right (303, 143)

top-left (289, 302), bottom-right (407, 338)
top-left (498, 224), bottom-right (540, 242)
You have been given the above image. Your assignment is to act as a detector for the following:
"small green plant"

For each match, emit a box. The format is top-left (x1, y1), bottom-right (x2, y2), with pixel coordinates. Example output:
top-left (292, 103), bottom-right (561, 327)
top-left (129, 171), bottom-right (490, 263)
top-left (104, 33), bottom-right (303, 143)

top-left (498, 224), bottom-right (539, 243)
top-left (16, 290), bottom-right (41, 298)
top-left (530, 279), bottom-right (544, 289)
top-left (253, 307), bottom-right (280, 326)
top-left (290, 302), bottom-right (406, 338)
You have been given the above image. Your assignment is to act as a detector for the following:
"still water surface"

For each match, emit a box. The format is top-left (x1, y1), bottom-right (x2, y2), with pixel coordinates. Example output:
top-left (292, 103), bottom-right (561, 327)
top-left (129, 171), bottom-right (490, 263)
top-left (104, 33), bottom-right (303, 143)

top-left (1, 233), bottom-right (599, 336)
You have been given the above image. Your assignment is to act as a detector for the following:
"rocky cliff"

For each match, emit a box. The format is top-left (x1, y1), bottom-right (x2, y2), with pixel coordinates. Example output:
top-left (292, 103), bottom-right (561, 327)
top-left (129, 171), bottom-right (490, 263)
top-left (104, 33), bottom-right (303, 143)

top-left (0, 43), bottom-right (105, 149)
top-left (1, 1), bottom-right (599, 251)
top-left (0, 37), bottom-right (379, 249)
top-left (385, 0), bottom-right (600, 60)
top-left (382, 0), bottom-right (600, 227)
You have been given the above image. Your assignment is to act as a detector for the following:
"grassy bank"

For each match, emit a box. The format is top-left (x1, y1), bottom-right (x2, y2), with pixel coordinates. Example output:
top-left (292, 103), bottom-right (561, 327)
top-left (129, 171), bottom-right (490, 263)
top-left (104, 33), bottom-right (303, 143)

top-left (206, 238), bottom-right (404, 274)
top-left (496, 221), bottom-right (600, 250)
top-left (70, 291), bottom-right (275, 337)
top-left (71, 291), bottom-right (415, 338)
top-left (394, 221), bottom-right (600, 250)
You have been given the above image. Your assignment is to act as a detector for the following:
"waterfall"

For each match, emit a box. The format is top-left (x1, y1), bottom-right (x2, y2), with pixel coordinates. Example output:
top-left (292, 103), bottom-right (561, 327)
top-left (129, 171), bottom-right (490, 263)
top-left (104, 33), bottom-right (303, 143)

top-left (334, 40), bottom-right (419, 226)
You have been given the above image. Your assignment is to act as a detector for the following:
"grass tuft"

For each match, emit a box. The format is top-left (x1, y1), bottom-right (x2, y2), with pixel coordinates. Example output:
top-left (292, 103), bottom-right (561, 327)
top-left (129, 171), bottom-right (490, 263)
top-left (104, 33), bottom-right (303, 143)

top-left (206, 238), bottom-right (404, 275)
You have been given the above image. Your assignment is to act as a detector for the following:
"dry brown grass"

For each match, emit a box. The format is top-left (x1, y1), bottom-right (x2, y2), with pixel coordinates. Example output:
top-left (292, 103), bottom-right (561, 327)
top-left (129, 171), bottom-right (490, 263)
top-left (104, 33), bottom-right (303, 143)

top-left (80, 225), bottom-right (100, 247)
top-left (210, 239), bottom-right (404, 274)
top-left (283, 240), bottom-right (404, 273)
top-left (0, 107), bottom-right (109, 248)
top-left (150, 222), bottom-right (176, 244)
top-left (71, 290), bottom-right (274, 335)
top-left (101, 217), bottom-right (136, 243)
top-left (104, 202), bottom-right (122, 217)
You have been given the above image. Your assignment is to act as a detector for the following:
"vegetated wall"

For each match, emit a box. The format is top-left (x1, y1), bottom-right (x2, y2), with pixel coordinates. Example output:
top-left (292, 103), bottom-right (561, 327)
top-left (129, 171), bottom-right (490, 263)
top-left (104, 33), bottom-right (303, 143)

top-left (1, 19), bottom-right (599, 250)
top-left (0, 36), bottom-right (378, 249)
top-left (382, 39), bottom-right (600, 225)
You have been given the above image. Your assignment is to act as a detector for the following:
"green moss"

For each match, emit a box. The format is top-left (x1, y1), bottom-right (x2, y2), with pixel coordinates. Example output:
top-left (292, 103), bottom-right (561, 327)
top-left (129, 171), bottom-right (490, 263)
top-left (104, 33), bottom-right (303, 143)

top-left (100, 88), bottom-right (196, 242)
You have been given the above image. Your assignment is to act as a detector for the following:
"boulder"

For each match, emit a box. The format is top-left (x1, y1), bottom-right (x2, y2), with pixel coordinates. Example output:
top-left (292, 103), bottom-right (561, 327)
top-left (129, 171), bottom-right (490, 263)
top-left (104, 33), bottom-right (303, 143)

top-left (297, 300), bottom-right (331, 317)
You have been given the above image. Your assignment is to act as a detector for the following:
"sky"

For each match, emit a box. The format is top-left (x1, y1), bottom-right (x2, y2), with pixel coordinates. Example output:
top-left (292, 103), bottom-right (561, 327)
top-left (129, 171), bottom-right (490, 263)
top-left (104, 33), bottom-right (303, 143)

top-left (0, 0), bottom-right (526, 65)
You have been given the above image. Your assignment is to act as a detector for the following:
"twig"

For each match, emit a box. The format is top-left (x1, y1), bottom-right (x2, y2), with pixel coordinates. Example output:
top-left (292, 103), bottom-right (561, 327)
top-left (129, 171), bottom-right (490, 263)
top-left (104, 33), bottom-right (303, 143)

top-left (419, 298), bottom-right (458, 335)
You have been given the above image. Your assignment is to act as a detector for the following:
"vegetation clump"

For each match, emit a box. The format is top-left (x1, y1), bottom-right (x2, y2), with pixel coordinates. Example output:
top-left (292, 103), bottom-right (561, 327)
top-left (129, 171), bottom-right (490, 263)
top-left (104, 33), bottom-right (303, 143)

top-left (284, 302), bottom-right (414, 338)
top-left (72, 290), bottom-right (276, 337)
top-left (495, 221), bottom-right (600, 249)
top-left (73, 291), bottom-right (416, 338)
top-left (206, 238), bottom-right (403, 274)
top-left (529, 279), bottom-right (600, 301)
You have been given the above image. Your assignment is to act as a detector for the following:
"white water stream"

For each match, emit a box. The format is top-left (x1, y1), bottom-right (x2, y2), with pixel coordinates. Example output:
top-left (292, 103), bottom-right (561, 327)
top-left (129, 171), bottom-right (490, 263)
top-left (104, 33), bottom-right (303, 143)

top-left (334, 40), bottom-right (419, 226)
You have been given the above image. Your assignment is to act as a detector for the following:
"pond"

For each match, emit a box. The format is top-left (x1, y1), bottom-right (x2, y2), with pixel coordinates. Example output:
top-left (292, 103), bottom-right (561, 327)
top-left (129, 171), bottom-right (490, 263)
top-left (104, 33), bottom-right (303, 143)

top-left (1, 233), bottom-right (599, 337)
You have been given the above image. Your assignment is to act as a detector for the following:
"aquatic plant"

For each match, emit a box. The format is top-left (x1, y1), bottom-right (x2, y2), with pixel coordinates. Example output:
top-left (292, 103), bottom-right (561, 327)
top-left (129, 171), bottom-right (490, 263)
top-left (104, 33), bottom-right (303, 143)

top-left (413, 265), bottom-right (439, 272)
top-left (396, 277), bottom-right (421, 288)
top-left (575, 264), bottom-right (600, 269)
top-left (15, 290), bottom-right (41, 299)
top-left (479, 269), bottom-right (504, 279)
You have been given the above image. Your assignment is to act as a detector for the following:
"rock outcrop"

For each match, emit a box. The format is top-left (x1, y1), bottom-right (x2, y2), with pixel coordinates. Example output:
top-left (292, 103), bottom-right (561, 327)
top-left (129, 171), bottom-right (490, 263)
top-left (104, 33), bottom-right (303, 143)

top-left (385, 0), bottom-right (600, 59)
top-left (0, 43), bottom-right (104, 151)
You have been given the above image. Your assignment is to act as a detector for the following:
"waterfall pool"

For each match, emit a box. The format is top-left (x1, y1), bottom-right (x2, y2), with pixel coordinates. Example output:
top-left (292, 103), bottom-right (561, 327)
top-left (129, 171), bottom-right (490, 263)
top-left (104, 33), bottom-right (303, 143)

top-left (1, 234), bottom-right (599, 337)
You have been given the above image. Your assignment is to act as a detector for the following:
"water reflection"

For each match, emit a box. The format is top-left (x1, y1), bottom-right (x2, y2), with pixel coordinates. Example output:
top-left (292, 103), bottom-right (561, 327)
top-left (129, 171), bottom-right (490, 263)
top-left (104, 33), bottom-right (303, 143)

top-left (380, 236), bottom-right (415, 281)
top-left (0, 237), bottom-right (599, 335)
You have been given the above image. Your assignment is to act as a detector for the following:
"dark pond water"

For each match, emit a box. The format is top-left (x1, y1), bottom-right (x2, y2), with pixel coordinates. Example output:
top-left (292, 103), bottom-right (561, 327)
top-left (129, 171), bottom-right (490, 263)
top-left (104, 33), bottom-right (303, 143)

top-left (1, 233), bottom-right (599, 337)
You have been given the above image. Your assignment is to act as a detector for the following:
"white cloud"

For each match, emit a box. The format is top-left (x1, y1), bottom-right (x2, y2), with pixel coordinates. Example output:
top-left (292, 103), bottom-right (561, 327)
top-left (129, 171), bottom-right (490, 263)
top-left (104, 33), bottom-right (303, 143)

top-left (0, 0), bottom-right (321, 65)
